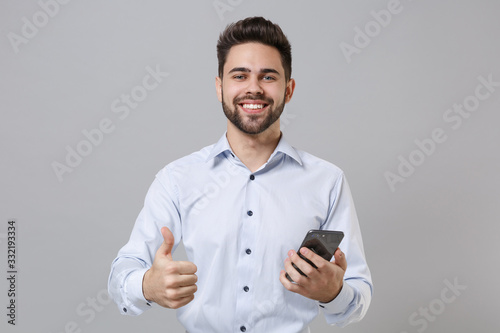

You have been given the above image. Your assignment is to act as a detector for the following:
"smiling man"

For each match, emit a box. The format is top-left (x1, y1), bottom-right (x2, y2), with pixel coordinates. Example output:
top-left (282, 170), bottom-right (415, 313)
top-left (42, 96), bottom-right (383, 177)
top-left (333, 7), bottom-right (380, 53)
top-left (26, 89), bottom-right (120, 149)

top-left (108, 17), bottom-right (372, 332)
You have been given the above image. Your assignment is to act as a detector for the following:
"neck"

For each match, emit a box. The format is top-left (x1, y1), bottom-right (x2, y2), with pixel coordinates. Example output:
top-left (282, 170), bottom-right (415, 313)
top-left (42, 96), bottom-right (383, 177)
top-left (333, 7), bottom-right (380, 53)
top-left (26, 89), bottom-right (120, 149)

top-left (226, 121), bottom-right (281, 173)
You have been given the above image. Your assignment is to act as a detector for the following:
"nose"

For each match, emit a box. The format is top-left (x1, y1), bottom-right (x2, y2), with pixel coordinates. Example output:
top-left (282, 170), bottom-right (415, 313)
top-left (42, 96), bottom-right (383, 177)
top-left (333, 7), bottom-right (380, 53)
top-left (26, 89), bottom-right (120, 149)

top-left (245, 75), bottom-right (263, 95)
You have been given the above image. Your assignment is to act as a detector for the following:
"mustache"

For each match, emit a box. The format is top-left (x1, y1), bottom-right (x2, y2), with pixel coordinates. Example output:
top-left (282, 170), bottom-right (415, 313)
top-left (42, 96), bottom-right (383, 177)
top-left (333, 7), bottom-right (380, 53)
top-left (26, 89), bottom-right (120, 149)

top-left (233, 95), bottom-right (273, 104)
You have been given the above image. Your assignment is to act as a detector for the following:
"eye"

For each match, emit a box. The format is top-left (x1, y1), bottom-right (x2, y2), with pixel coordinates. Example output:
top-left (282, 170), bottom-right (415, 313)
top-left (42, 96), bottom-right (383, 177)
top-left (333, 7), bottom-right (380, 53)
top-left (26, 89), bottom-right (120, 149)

top-left (262, 75), bottom-right (276, 81)
top-left (233, 74), bottom-right (246, 80)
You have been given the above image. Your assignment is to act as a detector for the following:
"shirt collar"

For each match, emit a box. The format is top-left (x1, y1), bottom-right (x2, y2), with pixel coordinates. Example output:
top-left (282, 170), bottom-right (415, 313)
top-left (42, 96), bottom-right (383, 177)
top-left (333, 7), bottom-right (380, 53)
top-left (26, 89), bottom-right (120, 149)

top-left (271, 134), bottom-right (303, 165)
top-left (206, 132), bottom-right (303, 166)
top-left (205, 132), bottom-right (233, 162)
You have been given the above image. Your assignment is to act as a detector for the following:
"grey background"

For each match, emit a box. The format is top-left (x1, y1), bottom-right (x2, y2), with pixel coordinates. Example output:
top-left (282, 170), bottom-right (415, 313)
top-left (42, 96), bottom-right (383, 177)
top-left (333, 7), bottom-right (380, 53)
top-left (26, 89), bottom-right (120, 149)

top-left (1, 0), bottom-right (499, 332)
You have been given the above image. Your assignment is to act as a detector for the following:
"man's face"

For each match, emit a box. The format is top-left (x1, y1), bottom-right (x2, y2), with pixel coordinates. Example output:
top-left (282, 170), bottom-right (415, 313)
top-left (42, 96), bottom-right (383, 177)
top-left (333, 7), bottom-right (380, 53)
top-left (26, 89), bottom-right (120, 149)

top-left (216, 42), bottom-right (295, 135)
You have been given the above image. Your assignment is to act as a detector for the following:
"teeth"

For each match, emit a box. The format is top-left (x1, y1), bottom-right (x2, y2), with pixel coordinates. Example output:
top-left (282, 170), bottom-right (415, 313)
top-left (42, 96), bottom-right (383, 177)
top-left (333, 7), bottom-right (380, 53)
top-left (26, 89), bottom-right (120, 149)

top-left (242, 104), bottom-right (264, 109)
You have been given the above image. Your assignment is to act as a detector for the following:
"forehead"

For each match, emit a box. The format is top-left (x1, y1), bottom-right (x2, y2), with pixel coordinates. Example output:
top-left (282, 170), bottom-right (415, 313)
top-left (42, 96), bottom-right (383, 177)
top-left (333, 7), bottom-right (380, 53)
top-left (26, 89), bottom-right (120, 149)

top-left (224, 42), bottom-right (284, 75)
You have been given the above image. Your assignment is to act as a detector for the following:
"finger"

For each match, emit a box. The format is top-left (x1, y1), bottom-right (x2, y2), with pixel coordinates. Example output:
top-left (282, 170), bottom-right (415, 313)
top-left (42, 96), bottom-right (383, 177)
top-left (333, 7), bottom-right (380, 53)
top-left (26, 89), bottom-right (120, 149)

top-left (292, 249), bottom-right (321, 277)
top-left (168, 272), bottom-right (197, 288)
top-left (175, 261), bottom-right (198, 275)
top-left (178, 284), bottom-right (198, 298)
top-left (279, 269), bottom-right (305, 295)
top-left (333, 248), bottom-right (347, 271)
top-left (169, 294), bottom-right (195, 309)
top-left (162, 284), bottom-right (197, 309)
top-left (157, 226), bottom-right (175, 259)
top-left (176, 274), bottom-right (198, 288)
top-left (279, 269), bottom-right (298, 290)
top-left (170, 284), bottom-right (198, 299)
top-left (279, 269), bottom-right (292, 287)
top-left (161, 292), bottom-right (195, 309)
top-left (284, 255), bottom-right (307, 284)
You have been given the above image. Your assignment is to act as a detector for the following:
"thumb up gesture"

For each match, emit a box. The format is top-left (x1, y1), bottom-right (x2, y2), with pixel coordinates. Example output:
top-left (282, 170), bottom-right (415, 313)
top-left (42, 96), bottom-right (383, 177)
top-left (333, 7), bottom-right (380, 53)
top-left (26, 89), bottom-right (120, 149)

top-left (143, 227), bottom-right (198, 309)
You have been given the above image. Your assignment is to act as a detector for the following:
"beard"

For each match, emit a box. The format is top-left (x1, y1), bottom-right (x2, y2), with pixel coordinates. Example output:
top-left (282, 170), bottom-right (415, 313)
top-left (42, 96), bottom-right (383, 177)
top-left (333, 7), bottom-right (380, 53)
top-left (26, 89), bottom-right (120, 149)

top-left (221, 90), bottom-right (286, 135)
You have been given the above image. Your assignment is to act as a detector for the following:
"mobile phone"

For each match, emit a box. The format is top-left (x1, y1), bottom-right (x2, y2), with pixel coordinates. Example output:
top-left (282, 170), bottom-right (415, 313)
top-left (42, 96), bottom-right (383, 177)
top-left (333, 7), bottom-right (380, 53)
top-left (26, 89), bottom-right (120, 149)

top-left (286, 230), bottom-right (344, 282)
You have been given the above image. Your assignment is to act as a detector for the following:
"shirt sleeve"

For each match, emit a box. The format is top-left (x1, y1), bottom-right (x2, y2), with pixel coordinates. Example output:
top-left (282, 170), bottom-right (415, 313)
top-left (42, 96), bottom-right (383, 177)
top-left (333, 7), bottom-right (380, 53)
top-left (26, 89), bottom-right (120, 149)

top-left (318, 173), bottom-right (373, 327)
top-left (108, 167), bottom-right (182, 315)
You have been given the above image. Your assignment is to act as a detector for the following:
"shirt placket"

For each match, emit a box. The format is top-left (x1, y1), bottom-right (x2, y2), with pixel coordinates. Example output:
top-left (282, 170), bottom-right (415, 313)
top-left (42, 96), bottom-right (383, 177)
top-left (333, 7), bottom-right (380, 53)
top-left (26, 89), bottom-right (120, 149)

top-left (234, 171), bottom-right (260, 332)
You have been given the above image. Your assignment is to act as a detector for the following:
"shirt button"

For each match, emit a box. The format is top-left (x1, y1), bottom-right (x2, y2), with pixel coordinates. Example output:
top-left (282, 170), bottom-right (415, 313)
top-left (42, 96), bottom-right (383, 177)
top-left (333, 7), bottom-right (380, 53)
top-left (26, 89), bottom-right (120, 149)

top-left (246, 248), bottom-right (252, 255)
top-left (240, 326), bottom-right (246, 332)
top-left (250, 174), bottom-right (255, 180)
top-left (247, 210), bottom-right (253, 216)
top-left (243, 286), bottom-right (249, 292)
top-left (122, 307), bottom-right (127, 313)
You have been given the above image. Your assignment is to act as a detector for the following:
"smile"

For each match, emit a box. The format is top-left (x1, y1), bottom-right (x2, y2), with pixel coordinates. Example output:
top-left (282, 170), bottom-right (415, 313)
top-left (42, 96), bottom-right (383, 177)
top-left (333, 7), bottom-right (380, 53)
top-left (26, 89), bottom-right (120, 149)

top-left (238, 101), bottom-right (270, 114)
top-left (242, 103), bottom-right (265, 109)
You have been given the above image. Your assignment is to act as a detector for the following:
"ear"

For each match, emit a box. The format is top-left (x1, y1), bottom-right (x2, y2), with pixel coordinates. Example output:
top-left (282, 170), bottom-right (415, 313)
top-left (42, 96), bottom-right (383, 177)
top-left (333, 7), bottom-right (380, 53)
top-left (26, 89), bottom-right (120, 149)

top-left (285, 78), bottom-right (296, 104)
top-left (215, 76), bottom-right (223, 103)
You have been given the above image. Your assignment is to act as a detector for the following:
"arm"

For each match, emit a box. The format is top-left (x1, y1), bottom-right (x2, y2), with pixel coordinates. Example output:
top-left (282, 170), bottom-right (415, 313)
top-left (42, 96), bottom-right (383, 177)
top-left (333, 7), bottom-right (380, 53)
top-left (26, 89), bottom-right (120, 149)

top-left (108, 169), bottom-right (197, 315)
top-left (280, 173), bottom-right (373, 326)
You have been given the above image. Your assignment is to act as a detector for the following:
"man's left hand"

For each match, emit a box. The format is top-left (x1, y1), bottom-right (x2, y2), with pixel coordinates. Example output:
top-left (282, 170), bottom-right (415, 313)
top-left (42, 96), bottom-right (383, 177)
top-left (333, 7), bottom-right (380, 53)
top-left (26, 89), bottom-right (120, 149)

top-left (279, 247), bottom-right (347, 303)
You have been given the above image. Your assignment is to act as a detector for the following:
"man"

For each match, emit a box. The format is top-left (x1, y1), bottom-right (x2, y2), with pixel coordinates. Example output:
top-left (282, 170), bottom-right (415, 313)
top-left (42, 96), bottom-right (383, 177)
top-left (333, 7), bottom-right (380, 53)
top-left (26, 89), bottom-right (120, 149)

top-left (108, 16), bottom-right (372, 332)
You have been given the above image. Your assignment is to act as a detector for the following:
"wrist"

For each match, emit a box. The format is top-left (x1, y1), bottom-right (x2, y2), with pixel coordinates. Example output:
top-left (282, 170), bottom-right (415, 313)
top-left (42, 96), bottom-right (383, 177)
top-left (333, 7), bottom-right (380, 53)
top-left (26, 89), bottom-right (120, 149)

top-left (142, 269), bottom-right (154, 302)
top-left (320, 282), bottom-right (343, 303)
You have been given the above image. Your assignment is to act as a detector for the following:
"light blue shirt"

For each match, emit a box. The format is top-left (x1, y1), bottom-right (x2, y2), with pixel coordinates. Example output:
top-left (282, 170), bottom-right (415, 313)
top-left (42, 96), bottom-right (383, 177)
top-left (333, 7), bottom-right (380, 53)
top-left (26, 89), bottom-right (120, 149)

top-left (108, 133), bottom-right (372, 332)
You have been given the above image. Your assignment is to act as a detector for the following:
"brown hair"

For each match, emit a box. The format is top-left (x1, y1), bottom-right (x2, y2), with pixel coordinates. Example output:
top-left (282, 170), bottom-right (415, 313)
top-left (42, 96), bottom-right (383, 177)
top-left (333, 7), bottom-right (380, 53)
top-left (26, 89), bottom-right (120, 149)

top-left (217, 16), bottom-right (292, 81)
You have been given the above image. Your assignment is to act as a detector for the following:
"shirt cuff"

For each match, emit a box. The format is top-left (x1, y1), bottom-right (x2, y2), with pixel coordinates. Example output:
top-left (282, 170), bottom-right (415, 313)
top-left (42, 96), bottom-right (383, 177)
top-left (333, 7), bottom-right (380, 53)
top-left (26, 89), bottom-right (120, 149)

top-left (318, 282), bottom-right (355, 314)
top-left (124, 268), bottom-right (152, 311)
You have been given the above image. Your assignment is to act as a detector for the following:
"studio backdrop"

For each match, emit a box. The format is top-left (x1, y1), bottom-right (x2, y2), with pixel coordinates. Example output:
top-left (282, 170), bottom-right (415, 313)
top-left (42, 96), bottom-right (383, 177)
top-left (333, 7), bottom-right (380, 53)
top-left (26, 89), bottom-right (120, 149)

top-left (1, 0), bottom-right (499, 332)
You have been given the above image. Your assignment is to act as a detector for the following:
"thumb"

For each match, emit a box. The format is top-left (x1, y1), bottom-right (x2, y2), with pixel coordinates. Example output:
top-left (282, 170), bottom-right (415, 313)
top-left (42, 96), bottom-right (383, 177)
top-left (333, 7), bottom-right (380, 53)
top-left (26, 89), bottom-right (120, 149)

top-left (157, 226), bottom-right (175, 259)
top-left (334, 248), bottom-right (347, 271)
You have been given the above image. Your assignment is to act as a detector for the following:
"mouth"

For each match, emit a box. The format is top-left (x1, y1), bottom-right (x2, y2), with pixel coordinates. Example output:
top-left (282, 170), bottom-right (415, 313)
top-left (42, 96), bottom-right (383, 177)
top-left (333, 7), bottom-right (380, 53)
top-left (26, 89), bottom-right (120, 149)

top-left (238, 101), bottom-right (270, 114)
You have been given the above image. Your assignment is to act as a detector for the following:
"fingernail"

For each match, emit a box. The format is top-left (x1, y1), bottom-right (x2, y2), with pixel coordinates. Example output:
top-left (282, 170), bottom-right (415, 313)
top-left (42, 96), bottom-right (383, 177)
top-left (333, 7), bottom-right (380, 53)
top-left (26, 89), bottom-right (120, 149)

top-left (288, 250), bottom-right (294, 257)
top-left (300, 247), bottom-right (308, 255)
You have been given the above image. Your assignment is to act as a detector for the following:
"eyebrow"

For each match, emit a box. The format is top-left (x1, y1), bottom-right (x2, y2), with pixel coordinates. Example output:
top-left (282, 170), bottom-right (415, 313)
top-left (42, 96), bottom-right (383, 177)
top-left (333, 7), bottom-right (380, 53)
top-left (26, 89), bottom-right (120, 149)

top-left (228, 67), bottom-right (280, 75)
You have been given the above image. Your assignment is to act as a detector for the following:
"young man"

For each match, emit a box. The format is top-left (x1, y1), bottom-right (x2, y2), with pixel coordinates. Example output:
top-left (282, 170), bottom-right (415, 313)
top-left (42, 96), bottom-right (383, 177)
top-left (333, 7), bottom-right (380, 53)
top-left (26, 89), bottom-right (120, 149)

top-left (108, 17), bottom-right (372, 332)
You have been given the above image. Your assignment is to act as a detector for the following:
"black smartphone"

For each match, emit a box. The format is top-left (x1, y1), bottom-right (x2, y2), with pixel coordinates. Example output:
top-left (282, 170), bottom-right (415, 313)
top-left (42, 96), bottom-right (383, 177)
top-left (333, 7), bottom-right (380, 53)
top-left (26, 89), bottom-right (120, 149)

top-left (286, 230), bottom-right (344, 282)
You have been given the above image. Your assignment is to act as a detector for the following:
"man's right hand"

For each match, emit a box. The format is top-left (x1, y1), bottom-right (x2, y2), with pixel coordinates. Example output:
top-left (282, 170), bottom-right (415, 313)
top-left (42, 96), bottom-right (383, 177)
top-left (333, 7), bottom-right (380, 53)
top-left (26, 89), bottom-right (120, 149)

top-left (142, 226), bottom-right (198, 309)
